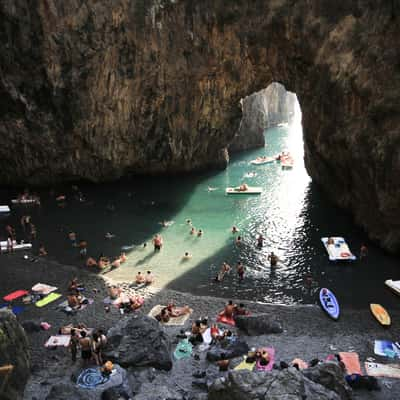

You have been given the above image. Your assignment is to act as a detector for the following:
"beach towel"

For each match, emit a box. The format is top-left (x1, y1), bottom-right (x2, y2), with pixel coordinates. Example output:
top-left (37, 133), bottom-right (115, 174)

top-left (3, 290), bottom-right (28, 302)
top-left (44, 335), bottom-right (71, 348)
top-left (339, 352), bottom-right (362, 375)
top-left (216, 312), bottom-right (235, 326)
top-left (0, 304), bottom-right (25, 315)
top-left (234, 356), bottom-right (256, 371)
top-left (148, 305), bottom-right (192, 326)
top-left (255, 348), bottom-right (275, 371)
top-left (291, 358), bottom-right (308, 370)
top-left (31, 283), bottom-right (58, 295)
top-left (374, 340), bottom-right (400, 359)
top-left (35, 293), bottom-right (62, 308)
top-left (174, 339), bottom-right (193, 360)
top-left (76, 367), bottom-right (110, 389)
top-left (365, 362), bottom-right (400, 378)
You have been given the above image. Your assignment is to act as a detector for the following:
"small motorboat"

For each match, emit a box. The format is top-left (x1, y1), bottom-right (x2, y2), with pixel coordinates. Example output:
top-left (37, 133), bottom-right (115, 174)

top-left (0, 205), bottom-right (10, 213)
top-left (226, 186), bottom-right (262, 195)
top-left (12, 198), bottom-right (40, 205)
top-left (370, 303), bottom-right (391, 326)
top-left (319, 288), bottom-right (340, 320)
top-left (250, 157), bottom-right (275, 165)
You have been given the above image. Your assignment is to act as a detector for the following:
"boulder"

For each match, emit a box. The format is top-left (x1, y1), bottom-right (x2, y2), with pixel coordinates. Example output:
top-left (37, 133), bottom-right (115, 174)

top-left (234, 313), bottom-right (283, 335)
top-left (45, 383), bottom-right (85, 400)
top-left (206, 339), bottom-right (249, 362)
top-left (0, 309), bottom-right (30, 400)
top-left (103, 315), bottom-right (172, 370)
top-left (208, 367), bottom-right (348, 400)
top-left (303, 362), bottom-right (352, 400)
top-left (21, 320), bottom-right (41, 333)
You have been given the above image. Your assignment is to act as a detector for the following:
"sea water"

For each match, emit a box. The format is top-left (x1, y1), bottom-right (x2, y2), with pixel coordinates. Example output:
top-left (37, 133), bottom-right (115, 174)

top-left (1, 112), bottom-right (399, 307)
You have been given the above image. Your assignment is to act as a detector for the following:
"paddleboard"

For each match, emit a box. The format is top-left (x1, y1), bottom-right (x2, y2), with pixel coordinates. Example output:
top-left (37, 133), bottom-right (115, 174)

top-left (319, 288), bottom-right (340, 320)
top-left (370, 303), bottom-right (391, 326)
top-left (385, 279), bottom-right (400, 297)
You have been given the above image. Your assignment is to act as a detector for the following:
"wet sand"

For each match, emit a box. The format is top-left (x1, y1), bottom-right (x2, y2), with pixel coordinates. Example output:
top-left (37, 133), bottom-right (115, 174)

top-left (1, 253), bottom-right (399, 399)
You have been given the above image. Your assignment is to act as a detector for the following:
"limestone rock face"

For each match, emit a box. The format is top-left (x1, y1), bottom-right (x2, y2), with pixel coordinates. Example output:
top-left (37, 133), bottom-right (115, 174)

top-left (229, 83), bottom-right (296, 152)
top-left (0, 1), bottom-right (399, 251)
top-left (208, 364), bottom-right (351, 400)
top-left (0, 310), bottom-right (30, 400)
top-left (102, 315), bottom-right (172, 370)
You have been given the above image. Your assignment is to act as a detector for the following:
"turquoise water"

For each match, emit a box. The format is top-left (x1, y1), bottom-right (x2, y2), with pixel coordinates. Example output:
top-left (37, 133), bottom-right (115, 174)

top-left (1, 110), bottom-right (400, 307)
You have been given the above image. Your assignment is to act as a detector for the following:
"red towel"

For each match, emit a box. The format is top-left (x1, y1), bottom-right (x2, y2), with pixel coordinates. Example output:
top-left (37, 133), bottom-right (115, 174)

top-left (339, 352), bottom-right (362, 375)
top-left (3, 290), bottom-right (29, 302)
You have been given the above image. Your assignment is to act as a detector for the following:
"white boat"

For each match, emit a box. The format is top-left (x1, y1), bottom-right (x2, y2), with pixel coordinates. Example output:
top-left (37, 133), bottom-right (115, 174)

top-left (0, 241), bottom-right (32, 252)
top-left (0, 205), bottom-right (10, 213)
top-left (226, 187), bottom-right (262, 195)
top-left (250, 157), bottom-right (275, 165)
top-left (321, 237), bottom-right (356, 261)
top-left (12, 198), bottom-right (40, 205)
top-left (385, 280), bottom-right (400, 296)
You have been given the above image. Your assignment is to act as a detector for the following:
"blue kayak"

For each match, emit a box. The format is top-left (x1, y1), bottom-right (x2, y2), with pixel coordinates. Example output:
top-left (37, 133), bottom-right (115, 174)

top-left (319, 288), bottom-right (340, 320)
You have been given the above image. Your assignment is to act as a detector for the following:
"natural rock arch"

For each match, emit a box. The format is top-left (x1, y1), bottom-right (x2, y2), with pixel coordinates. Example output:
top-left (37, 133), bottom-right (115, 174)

top-left (0, 0), bottom-right (399, 251)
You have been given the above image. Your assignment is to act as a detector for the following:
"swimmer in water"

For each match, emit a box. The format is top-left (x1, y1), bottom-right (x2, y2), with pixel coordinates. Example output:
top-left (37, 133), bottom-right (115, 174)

top-left (182, 252), bottom-right (192, 260)
top-left (197, 229), bottom-right (203, 237)
top-left (186, 219), bottom-right (192, 225)
top-left (105, 232), bottom-right (115, 239)
top-left (235, 236), bottom-right (242, 245)
top-left (207, 186), bottom-right (217, 192)
top-left (190, 227), bottom-right (196, 235)
top-left (232, 226), bottom-right (239, 234)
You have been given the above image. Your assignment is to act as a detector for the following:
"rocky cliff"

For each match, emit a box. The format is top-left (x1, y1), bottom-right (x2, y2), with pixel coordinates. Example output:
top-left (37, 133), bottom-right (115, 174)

top-left (229, 83), bottom-right (296, 152)
top-left (0, 0), bottom-right (399, 252)
top-left (0, 310), bottom-right (30, 400)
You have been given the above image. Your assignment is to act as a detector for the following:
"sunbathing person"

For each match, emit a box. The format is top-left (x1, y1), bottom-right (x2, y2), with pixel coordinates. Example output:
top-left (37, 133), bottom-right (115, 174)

top-left (59, 323), bottom-right (88, 335)
top-left (68, 278), bottom-right (84, 294)
top-left (189, 320), bottom-right (204, 344)
top-left (98, 256), bottom-right (110, 269)
top-left (86, 257), bottom-right (98, 267)
top-left (119, 252), bottom-right (127, 263)
top-left (238, 183), bottom-right (248, 192)
top-left (222, 300), bottom-right (236, 318)
top-left (135, 271), bottom-right (145, 284)
top-left (166, 303), bottom-right (191, 317)
top-left (111, 257), bottom-right (121, 269)
top-left (234, 303), bottom-right (249, 316)
top-left (108, 286), bottom-right (122, 300)
top-left (67, 294), bottom-right (82, 308)
top-left (156, 308), bottom-right (170, 323)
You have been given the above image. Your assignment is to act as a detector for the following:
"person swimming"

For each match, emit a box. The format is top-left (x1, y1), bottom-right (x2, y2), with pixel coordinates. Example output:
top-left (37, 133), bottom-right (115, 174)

top-left (232, 226), bottom-right (239, 234)
top-left (190, 227), bottom-right (196, 235)
top-left (105, 232), bottom-right (115, 239)
top-left (182, 252), bottom-right (192, 260)
top-left (197, 229), bottom-right (203, 237)
top-left (207, 186), bottom-right (218, 192)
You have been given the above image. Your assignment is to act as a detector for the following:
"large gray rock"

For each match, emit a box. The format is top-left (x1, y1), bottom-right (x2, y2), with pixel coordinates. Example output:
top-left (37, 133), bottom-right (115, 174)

top-left (45, 383), bottom-right (85, 400)
top-left (303, 362), bottom-right (352, 400)
top-left (103, 315), bottom-right (172, 370)
top-left (0, 309), bottom-right (30, 400)
top-left (208, 365), bottom-right (350, 400)
top-left (234, 313), bottom-right (283, 335)
top-left (206, 339), bottom-right (249, 362)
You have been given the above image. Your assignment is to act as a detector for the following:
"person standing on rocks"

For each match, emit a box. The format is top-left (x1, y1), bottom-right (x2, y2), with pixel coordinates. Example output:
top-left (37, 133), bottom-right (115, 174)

top-left (79, 331), bottom-right (92, 366)
top-left (70, 329), bottom-right (79, 363)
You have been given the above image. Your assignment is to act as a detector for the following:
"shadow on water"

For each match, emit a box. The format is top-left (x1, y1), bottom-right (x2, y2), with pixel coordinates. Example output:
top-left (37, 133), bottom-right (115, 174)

top-left (0, 173), bottom-right (214, 265)
top-left (165, 181), bottom-right (400, 309)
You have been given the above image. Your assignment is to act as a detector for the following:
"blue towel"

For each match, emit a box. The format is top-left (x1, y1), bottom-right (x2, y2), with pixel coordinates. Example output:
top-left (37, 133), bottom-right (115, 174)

top-left (0, 304), bottom-right (25, 315)
top-left (76, 368), bottom-right (110, 389)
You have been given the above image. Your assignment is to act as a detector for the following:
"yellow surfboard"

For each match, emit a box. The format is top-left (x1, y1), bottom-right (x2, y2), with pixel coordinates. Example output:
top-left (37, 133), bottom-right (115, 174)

top-left (370, 303), bottom-right (391, 326)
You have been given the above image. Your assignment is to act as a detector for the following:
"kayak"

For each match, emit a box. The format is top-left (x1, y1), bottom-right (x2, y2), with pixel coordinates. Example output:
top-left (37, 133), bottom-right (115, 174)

top-left (385, 279), bottom-right (400, 297)
top-left (226, 187), bottom-right (262, 195)
top-left (319, 288), bottom-right (340, 320)
top-left (370, 303), bottom-right (391, 326)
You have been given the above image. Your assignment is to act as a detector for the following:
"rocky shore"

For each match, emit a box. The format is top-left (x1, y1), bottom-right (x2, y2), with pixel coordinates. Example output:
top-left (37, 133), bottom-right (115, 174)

top-left (1, 253), bottom-right (399, 399)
